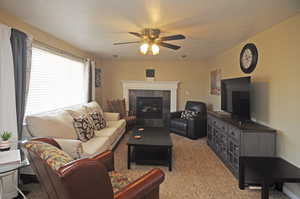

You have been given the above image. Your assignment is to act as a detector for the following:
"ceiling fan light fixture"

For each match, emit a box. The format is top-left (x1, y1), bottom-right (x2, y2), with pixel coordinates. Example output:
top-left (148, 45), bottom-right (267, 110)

top-left (151, 43), bottom-right (160, 55)
top-left (140, 43), bottom-right (149, 55)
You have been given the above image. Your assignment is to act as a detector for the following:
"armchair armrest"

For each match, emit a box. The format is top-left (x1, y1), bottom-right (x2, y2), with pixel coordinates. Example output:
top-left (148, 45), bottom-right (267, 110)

top-left (90, 150), bottom-right (114, 172)
top-left (187, 116), bottom-right (207, 139)
top-left (169, 111), bottom-right (183, 119)
top-left (114, 169), bottom-right (165, 199)
top-left (58, 158), bottom-right (114, 199)
top-left (104, 112), bottom-right (120, 121)
top-left (54, 138), bottom-right (83, 159)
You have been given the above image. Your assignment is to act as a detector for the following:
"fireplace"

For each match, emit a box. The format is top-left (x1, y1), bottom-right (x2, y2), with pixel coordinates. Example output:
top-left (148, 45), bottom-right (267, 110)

top-left (136, 97), bottom-right (163, 119)
top-left (122, 80), bottom-right (178, 127)
top-left (129, 90), bottom-right (171, 127)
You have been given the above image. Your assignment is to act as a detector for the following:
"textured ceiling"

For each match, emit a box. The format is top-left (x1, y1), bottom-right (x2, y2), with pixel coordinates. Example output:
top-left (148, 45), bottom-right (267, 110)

top-left (0, 0), bottom-right (299, 60)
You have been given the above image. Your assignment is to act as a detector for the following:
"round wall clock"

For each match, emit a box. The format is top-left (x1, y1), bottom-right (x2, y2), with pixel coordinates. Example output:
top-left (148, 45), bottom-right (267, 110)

top-left (240, 43), bottom-right (258, 74)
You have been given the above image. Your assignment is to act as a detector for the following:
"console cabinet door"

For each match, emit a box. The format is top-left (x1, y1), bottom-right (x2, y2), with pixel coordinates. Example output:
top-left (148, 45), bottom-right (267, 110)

top-left (207, 123), bottom-right (213, 145)
top-left (227, 137), bottom-right (240, 177)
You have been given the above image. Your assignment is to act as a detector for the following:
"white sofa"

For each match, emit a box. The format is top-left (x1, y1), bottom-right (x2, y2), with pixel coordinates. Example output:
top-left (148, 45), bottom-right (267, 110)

top-left (25, 101), bottom-right (126, 158)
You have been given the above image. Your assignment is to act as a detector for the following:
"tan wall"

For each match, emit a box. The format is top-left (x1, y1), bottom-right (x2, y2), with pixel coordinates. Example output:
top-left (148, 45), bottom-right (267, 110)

top-left (98, 60), bottom-right (210, 111)
top-left (206, 13), bottom-right (300, 196)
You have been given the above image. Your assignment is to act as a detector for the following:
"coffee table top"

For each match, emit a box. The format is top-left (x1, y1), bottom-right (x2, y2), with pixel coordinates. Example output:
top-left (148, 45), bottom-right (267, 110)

top-left (128, 127), bottom-right (172, 147)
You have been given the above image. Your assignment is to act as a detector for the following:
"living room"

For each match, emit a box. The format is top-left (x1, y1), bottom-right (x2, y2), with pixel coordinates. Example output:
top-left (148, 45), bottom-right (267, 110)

top-left (0, 0), bottom-right (300, 199)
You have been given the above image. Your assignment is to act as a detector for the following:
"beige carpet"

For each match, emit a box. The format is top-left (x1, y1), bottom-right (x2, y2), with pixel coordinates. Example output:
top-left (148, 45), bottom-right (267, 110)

top-left (25, 132), bottom-right (288, 199)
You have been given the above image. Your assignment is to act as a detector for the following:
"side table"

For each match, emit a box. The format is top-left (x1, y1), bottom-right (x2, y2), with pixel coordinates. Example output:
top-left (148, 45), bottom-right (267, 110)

top-left (239, 156), bottom-right (300, 199)
top-left (0, 146), bottom-right (30, 199)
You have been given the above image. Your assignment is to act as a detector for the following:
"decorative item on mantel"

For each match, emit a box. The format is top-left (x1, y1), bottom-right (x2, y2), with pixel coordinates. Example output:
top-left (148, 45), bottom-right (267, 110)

top-left (0, 131), bottom-right (12, 151)
top-left (145, 69), bottom-right (155, 81)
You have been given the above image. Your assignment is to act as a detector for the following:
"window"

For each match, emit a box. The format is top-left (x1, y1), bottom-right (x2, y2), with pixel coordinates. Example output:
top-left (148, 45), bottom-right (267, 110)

top-left (25, 47), bottom-right (87, 116)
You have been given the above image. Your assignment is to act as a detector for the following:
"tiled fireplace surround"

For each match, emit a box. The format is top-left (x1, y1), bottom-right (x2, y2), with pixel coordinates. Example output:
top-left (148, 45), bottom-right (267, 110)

top-left (122, 81), bottom-right (179, 127)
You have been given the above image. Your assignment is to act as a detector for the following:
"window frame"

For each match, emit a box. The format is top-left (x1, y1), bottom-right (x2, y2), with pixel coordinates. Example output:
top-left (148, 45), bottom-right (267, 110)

top-left (25, 43), bottom-right (88, 116)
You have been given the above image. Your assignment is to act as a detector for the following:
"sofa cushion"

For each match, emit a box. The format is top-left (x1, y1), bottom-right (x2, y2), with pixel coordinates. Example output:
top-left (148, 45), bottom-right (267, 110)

top-left (109, 171), bottom-right (131, 193)
top-left (64, 105), bottom-right (87, 118)
top-left (95, 127), bottom-right (119, 147)
top-left (107, 119), bottom-right (126, 129)
top-left (81, 136), bottom-right (110, 155)
top-left (89, 111), bottom-right (107, 130)
top-left (95, 127), bottom-right (116, 137)
top-left (84, 101), bottom-right (104, 116)
top-left (73, 115), bottom-right (95, 142)
top-left (24, 141), bottom-right (73, 171)
top-left (26, 110), bottom-right (77, 139)
top-left (97, 120), bottom-right (126, 146)
top-left (180, 110), bottom-right (199, 120)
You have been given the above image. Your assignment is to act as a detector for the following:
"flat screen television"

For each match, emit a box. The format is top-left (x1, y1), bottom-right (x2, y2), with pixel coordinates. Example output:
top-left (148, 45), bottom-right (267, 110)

top-left (221, 76), bottom-right (251, 120)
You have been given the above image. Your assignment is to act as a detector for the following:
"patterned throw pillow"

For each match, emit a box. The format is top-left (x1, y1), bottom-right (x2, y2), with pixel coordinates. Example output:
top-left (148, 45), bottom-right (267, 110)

top-left (89, 111), bottom-right (107, 130)
top-left (109, 171), bottom-right (131, 193)
top-left (180, 110), bottom-right (199, 120)
top-left (73, 115), bottom-right (95, 142)
top-left (24, 141), bottom-right (73, 171)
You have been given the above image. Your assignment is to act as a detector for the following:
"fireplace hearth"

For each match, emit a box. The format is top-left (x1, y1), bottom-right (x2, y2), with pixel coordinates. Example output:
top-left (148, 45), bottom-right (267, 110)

top-left (137, 97), bottom-right (163, 119)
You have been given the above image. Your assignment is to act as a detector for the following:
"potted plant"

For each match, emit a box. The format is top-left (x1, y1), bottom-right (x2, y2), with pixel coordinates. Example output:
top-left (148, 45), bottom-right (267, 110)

top-left (0, 131), bottom-right (12, 151)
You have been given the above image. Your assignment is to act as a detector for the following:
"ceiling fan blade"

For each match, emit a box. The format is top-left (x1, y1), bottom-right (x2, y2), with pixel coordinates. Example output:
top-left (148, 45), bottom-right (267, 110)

top-left (159, 42), bottom-right (181, 50)
top-left (113, 41), bottom-right (140, 45)
top-left (129, 32), bottom-right (142, 38)
top-left (160, 34), bottom-right (186, 41)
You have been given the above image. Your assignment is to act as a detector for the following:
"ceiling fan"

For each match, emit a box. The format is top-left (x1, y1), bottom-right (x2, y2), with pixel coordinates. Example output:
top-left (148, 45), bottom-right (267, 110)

top-left (113, 28), bottom-right (186, 55)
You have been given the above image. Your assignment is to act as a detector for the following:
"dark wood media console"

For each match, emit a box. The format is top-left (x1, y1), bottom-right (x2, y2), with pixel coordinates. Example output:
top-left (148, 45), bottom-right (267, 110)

top-left (207, 111), bottom-right (276, 178)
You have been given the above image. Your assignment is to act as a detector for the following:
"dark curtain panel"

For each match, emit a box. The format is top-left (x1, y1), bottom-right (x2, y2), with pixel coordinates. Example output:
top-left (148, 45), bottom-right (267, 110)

top-left (10, 28), bottom-right (28, 139)
top-left (88, 61), bottom-right (93, 102)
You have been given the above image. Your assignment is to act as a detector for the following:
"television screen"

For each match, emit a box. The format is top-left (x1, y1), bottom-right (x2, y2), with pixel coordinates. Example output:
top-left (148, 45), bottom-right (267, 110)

top-left (221, 77), bottom-right (251, 120)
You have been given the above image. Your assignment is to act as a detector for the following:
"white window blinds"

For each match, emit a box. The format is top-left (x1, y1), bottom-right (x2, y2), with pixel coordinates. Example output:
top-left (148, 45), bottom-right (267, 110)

top-left (25, 47), bottom-right (87, 116)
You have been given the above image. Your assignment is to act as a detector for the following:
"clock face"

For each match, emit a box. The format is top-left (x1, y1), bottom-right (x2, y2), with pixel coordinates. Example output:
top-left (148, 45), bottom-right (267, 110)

top-left (240, 43), bottom-right (258, 74)
top-left (241, 49), bottom-right (253, 69)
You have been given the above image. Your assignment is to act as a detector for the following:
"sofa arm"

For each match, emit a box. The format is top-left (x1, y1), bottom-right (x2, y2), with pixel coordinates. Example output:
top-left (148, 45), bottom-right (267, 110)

top-left (90, 150), bottom-right (114, 172)
top-left (54, 138), bottom-right (83, 159)
top-left (114, 169), bottom-right (165, 199)
top-left (104, 112), bottom-right (120, 121)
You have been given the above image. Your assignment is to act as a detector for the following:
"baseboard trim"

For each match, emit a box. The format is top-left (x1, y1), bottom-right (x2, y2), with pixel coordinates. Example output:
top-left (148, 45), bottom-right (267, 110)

top-left (283, 185), bottom-right (300, 199)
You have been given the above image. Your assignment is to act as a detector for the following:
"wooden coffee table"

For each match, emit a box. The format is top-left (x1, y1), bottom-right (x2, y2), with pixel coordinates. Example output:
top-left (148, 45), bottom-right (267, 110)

top-left (127, 127), bottom-right (173, 171)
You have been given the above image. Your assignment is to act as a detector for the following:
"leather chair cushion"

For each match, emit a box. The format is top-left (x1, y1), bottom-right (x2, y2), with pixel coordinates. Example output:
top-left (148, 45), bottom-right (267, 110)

top-left (170, 118), bottom-right (188, 131)
top-left (109, 171), bottom-right (132, 193)
top-left (24, 141), bottom-right (73, 171)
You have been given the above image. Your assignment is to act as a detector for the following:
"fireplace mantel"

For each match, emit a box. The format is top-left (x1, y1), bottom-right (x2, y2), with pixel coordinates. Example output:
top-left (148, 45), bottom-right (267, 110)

top-left (122, 80), bottom-right (179, 112)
